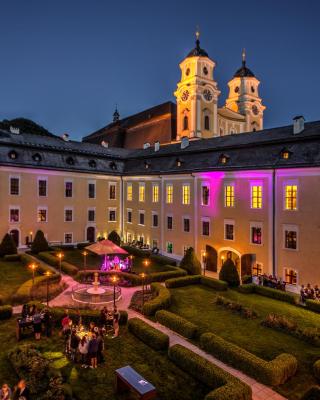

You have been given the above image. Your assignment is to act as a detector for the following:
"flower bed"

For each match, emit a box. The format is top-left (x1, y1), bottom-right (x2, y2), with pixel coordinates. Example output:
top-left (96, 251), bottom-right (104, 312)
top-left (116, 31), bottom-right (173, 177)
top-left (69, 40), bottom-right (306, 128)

top-left (215, 295), bottom-right (258, 319)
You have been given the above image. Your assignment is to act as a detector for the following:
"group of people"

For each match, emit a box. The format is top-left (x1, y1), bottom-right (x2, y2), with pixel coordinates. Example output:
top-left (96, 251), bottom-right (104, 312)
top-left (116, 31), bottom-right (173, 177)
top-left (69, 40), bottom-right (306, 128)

top-left (20, 304), bottom-right (52, 340)
top-left (257, 274), bottom-right (286, 291)
top-left (0, 380), bottom-right (30, 400)
top-left (61, 306), bottom-right (120, 369)
top-left (300, 284), bottom-right (320, 303)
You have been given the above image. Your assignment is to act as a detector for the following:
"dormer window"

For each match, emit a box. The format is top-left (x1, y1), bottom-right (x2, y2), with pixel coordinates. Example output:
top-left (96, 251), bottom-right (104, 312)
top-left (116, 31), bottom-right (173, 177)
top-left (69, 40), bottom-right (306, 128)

top-left (32, 153), bottom-right (42, 162)
top-left (89, 160), bottom-right (96, 168)
top-left (219, 154), bottom-right (229, 164)
top-left (281, 148), bottom-right (292, 160)
top-left (109, 161), bottom-right (117, 170)
top-left (8, 150), bottom-right (18, 160)
top-left (66, 156), bottom-right (75, 165)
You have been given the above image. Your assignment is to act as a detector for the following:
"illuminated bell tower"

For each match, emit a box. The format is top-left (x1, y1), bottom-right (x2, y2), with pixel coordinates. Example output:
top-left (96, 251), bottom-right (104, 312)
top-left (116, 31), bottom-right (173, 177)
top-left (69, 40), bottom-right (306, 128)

top-left (225, 49), bottom-right (266, 132)
top-left (174, 31), bottom-right (220, 140)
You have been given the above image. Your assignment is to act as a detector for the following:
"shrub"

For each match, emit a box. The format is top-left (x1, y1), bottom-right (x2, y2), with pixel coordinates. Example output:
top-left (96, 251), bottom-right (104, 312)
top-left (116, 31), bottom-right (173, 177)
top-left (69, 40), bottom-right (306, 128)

top-left (31, 230), bottom-right (50, 253)
top-left (61, 261), bottom-right (78, 276)
top-left (242, 275), bottom-right (252, 284)
top-left (219, 258), bottom-right (240, 287)
top-left (0, 305), bottom-right (12, 319)
top-left (215, 296), bottom-right (258, 319)
top-left (3, 254), bottom-right (21, 262)
top-left (301, 386), bottom-right (320, 400)
top-left (238, 283), bottom-right (255, 293)
top-left (313, 360), bottom-right (320, 380)
top-left (179, 247), bottom-right (201, 275)
top-left (0, 233), bottom-right (17, 256)
top-left (254, 285), bottom-right (298, 304)
top-left (155, 310), bottom-right (197, 339)
top-left (142, 282), bottom-right (171, 316)
top-left (200, 332), bottom-right (298, 386)
top-left (201, 276), bottom-right (228, 291)
top-left (168, 344), bottom-right (252, 400)
top-left (306, 299), bottom-right (320, 313)
top-left (150, 253), bottom-right (177, 266)
top-left (148, 268), bottom-right (187, 283)
top-left (38, 252), bottom-right (59, 267)
top-left (165, 275), bottom-right (201, 288)
top-left (108, 230), bottom-right (121, 246)
top-left (128, 317), bottom-right (169, 351)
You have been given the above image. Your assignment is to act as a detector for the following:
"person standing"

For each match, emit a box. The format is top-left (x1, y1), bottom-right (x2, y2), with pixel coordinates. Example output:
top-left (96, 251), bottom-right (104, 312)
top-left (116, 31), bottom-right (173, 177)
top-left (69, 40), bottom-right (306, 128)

top-left (13, 380), bottom-right (30, 400)
top-left (88, 333), bottom-right (99, 369)
top-left (42, 308), bottom-right (52, 337)
top-left (69, 329), bottom-right (80, 362)
top-left (0, 383), bottom-right (12, 400)
top-left (78, 335), bottom-right (89, 367)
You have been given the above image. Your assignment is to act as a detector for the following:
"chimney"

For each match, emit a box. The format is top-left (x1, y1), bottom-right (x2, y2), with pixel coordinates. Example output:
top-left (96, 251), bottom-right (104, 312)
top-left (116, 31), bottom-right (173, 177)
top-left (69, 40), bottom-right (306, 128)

top-left (143, 142), bottom-right (150, 149)
top-left (154, 141), bottom-right (160, 152)
top-left (62, 133), bottom-right (69, 141)
top-left (101, 140), bottom-right (109, 148)
top-left (181, 136), bottom-right (189, 149)
top-left (9, 126), bottom-right (20, 135)
top-left (293, 116), bottom-right (305, 134)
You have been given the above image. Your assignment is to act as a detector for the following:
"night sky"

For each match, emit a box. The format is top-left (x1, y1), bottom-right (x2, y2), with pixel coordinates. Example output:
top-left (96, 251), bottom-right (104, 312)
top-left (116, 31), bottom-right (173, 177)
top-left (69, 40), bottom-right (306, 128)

top-left (0, 0), bottom-right (319, 140)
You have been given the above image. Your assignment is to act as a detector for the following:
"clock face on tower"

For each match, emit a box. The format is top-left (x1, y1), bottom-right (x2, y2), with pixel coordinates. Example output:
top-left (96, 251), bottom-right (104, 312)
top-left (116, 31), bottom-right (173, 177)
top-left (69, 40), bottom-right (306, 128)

top-left (203, 89), bottom-right (213, 102)
top-left (252, 105), bottom-right (259, 115)
top-left (181, 90), bottom-right (189, 102)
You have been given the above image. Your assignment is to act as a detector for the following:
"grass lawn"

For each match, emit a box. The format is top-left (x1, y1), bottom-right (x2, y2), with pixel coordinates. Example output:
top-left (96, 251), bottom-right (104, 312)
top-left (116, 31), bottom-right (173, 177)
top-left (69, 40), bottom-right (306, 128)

top-left (0, 260), bottom-right (33, 303)
top-left (0, 318), bottom-right (209, 400)
top-left (168, 285), bottom-right (320, 400)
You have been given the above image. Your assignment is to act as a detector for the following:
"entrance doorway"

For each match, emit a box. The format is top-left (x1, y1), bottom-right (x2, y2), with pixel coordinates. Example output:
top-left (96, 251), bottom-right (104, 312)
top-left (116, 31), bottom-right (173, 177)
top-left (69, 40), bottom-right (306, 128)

top-left (218, 248), bottom-right (241, 275)
top-left (10, 229), bottom-right (19, 247)
top-left (205, 245), bottom-right (218, 272)
top-left (86, 226), bottom-right (95, 243)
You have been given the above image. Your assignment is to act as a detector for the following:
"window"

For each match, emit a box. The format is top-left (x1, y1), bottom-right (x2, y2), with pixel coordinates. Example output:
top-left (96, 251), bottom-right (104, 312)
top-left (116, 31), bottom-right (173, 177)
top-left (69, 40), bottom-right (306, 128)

top-left (65, 209), bottom-right (73, 222)
top-left (109, 209), bottom-right (116, 222)
top-left (251, 225), bottom-right (262, 245)
top-left (182, 184), bottom-right (190, 205)
top-left (152, 213), bottom-right (159, 227)
top-left (183, 217), bottom-right (190, 233)
top-left (64, 233), bottom-right (73, 244)
top-left (37, 208), bottom-right (47, 222)
top-left (252, 263), bottom-right (263, 276)
top-left (127, 183), bottom-right (133, 201)
top-left (139, 211), bottom-right (145, 226)
top-left (183, 116), bottom-right (188, 131)
top-left (152, 184), bottom-right (159, 203)
top-left (65, 181), bottom-right (73, 198)
top-left (285, 185), bottom-right (297, 210)
top-left (139, 183), bottom-right (145, 202)
top-left (225, 221), bottom-right (234, 240)
top-left (88, 182), bottom-right (95, 199)
top-left (284, 268), bottom-right (297, 285)
top-left (88, 209), bottom-right (95, 222)
top-left (204, 115), bottom-right (210, 130)
top-left (38, 179), bottom-right (47, 197)
top-left (167, 242), bottom-right (173, 254)
top-left (109, 183), bottom-right (116, 200)
top-left (224, 185), bottom-right (234, 207)
top-left (10, 208), bottom-right (20, 223)
top-left (166, 184), bottom-right (173, 204)
top-left (201, 184), bottom-right (210, 206)
top-left (10, 177), bottom-right (20, 195)
top-left (167, 216), bottom-right (173, 230)
top-left (202, 219), bottom-right (210, 236)
top-left (285, 229), bottom-right (297, 250)
top-left (127, 209), bottom-right (132, 223)
top-left (251, 185), bottom-right (262, 209)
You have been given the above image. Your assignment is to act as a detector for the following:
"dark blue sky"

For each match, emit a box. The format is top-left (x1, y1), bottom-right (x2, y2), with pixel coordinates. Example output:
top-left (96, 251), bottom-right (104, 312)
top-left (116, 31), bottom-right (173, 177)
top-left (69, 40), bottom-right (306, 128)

top-left (0, 0), bottom-right (319, 140)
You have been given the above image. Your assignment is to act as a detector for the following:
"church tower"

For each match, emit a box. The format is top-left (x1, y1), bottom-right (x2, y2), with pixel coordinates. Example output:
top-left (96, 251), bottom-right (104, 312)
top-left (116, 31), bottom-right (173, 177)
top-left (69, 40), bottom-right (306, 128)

top-left (174, 31), bottom-right (220, 140)
top-left (225, 50), bottom-right (266, 132)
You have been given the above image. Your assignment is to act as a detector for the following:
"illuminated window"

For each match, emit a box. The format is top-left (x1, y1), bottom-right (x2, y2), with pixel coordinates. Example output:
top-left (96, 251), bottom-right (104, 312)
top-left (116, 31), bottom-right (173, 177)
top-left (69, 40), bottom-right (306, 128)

top-left (166, 184), bottom-right (173, 204)
top-left (251, 185), bottom-right (262, 209)
top-left (10, 177), bottom-right (20, 195)
top-left (37, 208), bottom-right (47, 222)
top-left (201, 184), bottom-right (210, 206)
top-left (252, 263), bottom-right (263, 276)
top-left (10, 208), bottom-right (20, 223)
top-left (224, 185), bottom-right (234, 207)
top-left (139, 183), bottom-right (145, 202)
top-left (65, 181), bottom-right (73, 198)
top-left (109, 183), bottom-right (116, 200)
top-left (284, 268), bottom-right (297, 285)
top-left (285, 185), bottom-right (297, 210)
top-left (251, 226), bottom-right (262, 245)
top-left (127, 183), bottom-right (133, 201)
top-left (152, 184), bottom-right (159, 203)
top-left (182, 184), bottom-right (190, 205)
top-left (38, 179), bottom-right (47, 197)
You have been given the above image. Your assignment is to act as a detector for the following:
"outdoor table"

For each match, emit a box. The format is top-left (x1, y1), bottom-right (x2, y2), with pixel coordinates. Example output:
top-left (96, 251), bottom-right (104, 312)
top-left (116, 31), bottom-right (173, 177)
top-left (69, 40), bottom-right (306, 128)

top-left (115, 365), bottom-right (156, 400)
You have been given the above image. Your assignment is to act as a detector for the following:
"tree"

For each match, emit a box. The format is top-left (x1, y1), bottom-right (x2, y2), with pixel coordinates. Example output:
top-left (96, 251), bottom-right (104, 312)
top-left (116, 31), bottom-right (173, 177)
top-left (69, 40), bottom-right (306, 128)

top-left (31, 230), bottom-right (49, 253)
top-left (0, 233), bottom-right (17, 257)
top-left (219, 257), bottom-right (240, 287)
top-left (108, 230), bottom-right (121, 246)
top-left (179, 247), bottom-right (201, 275)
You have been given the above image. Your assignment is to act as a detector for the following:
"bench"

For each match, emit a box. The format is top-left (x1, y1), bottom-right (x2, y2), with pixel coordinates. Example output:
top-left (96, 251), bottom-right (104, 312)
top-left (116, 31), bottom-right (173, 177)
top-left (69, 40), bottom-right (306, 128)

top-left (115, 365), bottom-right (156, 400)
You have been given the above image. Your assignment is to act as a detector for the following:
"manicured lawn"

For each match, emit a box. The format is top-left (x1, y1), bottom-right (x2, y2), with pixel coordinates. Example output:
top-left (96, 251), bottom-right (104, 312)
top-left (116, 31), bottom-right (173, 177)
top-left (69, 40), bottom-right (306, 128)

top-left (0, 260), bottom-right (33, 303)
top-left (168, 285), bottom-right (320, 400)
top-left (0, 318), bottom-right (209, 400)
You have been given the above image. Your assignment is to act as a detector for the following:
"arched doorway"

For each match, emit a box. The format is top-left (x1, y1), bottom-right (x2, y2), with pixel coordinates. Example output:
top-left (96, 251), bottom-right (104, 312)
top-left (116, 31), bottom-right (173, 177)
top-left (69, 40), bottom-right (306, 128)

top-left (218, 247), bottom-right (241, 275)
top-left (86, 226), bottom-right (95, 243)
top-left (205, 245), bottom-right (217, 272)
top-left (10, 229), bottom-right (19, 247)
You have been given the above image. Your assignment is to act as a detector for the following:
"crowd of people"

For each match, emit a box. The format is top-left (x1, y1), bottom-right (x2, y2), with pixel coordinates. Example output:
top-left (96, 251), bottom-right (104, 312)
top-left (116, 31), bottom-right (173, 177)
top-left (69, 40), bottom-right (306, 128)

top-left (20, 304), bottom-right (52, 340)
top-left (300, 284), bottom-right (320, 303)
top-left (256, 274), bottom-right (286, 291)
top-left (0, 380), bottom-right (30, 400)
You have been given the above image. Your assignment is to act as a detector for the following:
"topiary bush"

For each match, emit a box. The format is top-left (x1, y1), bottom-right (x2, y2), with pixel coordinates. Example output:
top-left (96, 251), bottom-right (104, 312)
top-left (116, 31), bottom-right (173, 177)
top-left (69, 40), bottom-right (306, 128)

top-left (313, 360), bottom-right (320, 380)
top-left (31, 230), bottom-right (50, 253)
top-left (0, 233), bottom-right (17, 256)
top-left (128, 317), bottom-right (169, 351)
top-left (179, 247), bottom-right (201, 275)
top-left (155, 310), bottom-right (198, 339)
top-left (0, 305), bottom-right (13, 319)
top-left (142, 282), bottom-right (171, 316)
top-left (219, 258), bottom-right (240, 287)
top-left (108, 230), bottom-right (121, 246)
top-left (165, 275), bottom-right (201, 288)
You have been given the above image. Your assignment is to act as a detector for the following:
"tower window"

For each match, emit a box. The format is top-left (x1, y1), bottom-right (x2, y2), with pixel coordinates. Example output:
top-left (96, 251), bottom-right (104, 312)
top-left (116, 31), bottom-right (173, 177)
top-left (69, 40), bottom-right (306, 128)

top-left (183, 116), bottom-right (188, 131)
top-left (204, 115), bottom-right (210, 130)
top-left (235, 86), bottom-right (239, 93)
top-left (251, 86), bottom-right (255, 93)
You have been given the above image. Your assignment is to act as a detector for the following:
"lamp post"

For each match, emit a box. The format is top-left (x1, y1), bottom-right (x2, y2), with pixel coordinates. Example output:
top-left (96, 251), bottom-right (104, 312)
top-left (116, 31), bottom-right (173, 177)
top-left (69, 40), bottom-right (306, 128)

top-left (129, 255), bottom-right (134, 272)
top-left (45, 271), bottom-right (52, 306)
top-left (29, 263), bottom-right (38, 299)
top-left (221, 255), bottom-right (225, 267)
top-left (143, 259), bottom-right (150, 291)
top-left (57, 252), bottom-right (64, 274)
top-left (29, 231), bottom-right (33, 245)
top-left (82, 251), bottom-right (88, 269)
top-left (140, 273), bottom-right (146, 308)
top-left (111, 275), bottom-right (118, 308)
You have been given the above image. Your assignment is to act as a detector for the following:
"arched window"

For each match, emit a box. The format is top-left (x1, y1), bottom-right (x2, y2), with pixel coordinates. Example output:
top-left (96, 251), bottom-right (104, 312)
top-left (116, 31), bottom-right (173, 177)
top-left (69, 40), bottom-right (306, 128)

top-left (204, 115), bottom-right (210, 130)
top-left (183, 116), bottom-right (188, 131)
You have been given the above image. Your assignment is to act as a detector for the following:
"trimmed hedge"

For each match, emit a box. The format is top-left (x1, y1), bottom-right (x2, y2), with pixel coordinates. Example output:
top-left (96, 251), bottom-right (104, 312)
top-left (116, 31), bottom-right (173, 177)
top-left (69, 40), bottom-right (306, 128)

top-left (165, 275), bottom-right (201, 288)
top-left (201, 276), bottom-right (228, 291)
top-left (150, 253), bottom-right (177, 266)
top-left (38, 252), bottom-right (59, 267)
top-left (0, 305), bottom-right (13, 319)
top-left (60, 261), bottom-right (78, 276)
top-left (147, 268), bottom-right (186, 283)
top-left (314, 360), bottom-right (320, 380)
top-left (142, 283), bottom-right (171, 316)
top-left (306, 299), bottom-right (320, 314)
top-left (155, 310), bottom-right (197, 339)
top-left (3, 254), bottom-right (21, 262)
top-left (200, 332), bottom-right (297, 386)
top-left (237, 283), bottom-right (256, 293)
top-left (128, 317), bottom-right (169, 351)
top-left (168, 344), bottom-right (252, 400)
top-left (238, 283), bottom-right (298, 304)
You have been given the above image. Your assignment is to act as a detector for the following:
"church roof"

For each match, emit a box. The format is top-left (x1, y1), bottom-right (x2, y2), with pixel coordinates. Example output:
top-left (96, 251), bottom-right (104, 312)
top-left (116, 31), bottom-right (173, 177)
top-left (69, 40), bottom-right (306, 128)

top-left (186, 37), bottom-right (209, 58)
top-left (233, 50), bottom-right (255, 78)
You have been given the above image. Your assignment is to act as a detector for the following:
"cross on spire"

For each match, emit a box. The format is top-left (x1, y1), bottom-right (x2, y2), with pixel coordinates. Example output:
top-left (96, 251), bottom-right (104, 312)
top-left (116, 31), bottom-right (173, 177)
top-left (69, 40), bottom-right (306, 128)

top-left (242, 48), bottom-right (246, 66)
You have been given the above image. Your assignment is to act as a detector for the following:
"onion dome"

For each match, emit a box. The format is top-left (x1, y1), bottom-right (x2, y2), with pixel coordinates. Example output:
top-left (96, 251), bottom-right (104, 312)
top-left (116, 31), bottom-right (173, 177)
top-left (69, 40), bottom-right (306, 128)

top-left (233, 49), bottom-right (255, 78)
top-left (187, 30), bottom-right (209, 58)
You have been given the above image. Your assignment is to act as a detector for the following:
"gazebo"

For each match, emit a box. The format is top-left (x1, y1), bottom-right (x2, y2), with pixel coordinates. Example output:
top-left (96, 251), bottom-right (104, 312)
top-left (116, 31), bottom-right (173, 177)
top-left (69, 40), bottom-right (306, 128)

top-left (85, 240), bottom-right (131, 272)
